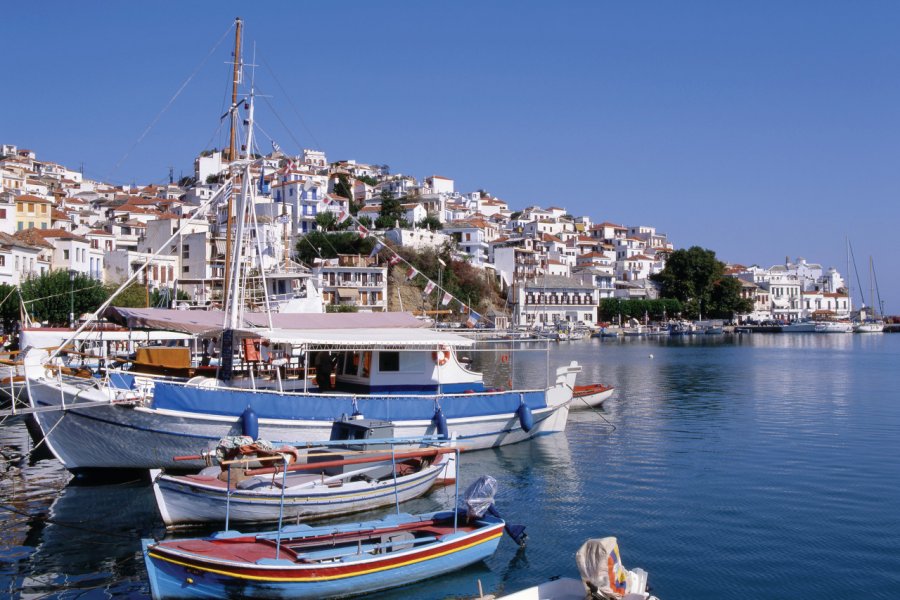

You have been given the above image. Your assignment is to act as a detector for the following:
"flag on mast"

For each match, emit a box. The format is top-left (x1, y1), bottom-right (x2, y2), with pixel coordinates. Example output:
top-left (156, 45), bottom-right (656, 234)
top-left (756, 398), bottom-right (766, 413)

top-left (369, 242), bottom-right (383, 258)
top-left (389, 254), bottom-right (401, 266)
top-left (357, 224), bottom-right (369, 238)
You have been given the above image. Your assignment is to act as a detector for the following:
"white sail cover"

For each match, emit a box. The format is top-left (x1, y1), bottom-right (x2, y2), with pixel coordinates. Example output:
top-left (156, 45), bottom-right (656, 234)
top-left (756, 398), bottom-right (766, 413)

top-left (575, 537), bottom-right (630, 598)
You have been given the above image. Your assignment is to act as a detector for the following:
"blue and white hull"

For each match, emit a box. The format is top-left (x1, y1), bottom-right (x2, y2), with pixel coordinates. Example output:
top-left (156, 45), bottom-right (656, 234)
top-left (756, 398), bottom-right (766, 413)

top-left (25, 361), bottom-right (578, 471)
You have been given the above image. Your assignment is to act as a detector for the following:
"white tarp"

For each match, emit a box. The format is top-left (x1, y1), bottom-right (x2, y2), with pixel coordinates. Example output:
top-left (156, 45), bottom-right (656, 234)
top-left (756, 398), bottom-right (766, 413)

top-left (238, 327), bottom-right (475, 349)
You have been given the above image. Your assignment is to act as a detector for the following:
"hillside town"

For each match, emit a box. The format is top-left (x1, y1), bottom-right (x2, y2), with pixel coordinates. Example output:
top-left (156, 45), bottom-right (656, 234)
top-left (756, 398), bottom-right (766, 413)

top-left (0, 143), bottom-right (854, 327)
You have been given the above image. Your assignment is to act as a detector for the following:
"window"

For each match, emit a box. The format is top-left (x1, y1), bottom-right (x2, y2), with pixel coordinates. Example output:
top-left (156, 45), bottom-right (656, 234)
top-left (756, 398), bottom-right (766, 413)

top-left (17, 222), bottom-right (23, 231)
top-left (28, 203), bottom-right (34, 213)
top-left (183, 266), bottom-right (190, 273)
top-left (40, 205), bottom-right (47, 214)
top-left (0, 255), bottom-right (4, 267)
top-left (41, 223), bottom-right (47, 229)
top-left (64, 249), bottom-right (70, 260)
top-left (0, 209), bottom-right (5, 218)
top-left (379, 351), bottom-right (400, 372)
top-left (182, 244), bottom-right (190, 259)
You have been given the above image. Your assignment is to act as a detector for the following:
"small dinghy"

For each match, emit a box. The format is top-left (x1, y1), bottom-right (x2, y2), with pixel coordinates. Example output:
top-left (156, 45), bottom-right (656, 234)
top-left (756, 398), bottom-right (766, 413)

top-left (143, 475), bottom-right (525, 599)
top-left (571, 384), bottom-right (615, 409)
top-left (491, 537), bottom-right (658, 599)
top-left (151, 434), bottom-right (458, 528)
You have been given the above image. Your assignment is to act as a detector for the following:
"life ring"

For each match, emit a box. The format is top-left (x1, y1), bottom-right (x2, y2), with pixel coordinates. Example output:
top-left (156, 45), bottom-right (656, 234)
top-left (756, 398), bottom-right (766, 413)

top-left (432, 345), bottom-right (451, 366)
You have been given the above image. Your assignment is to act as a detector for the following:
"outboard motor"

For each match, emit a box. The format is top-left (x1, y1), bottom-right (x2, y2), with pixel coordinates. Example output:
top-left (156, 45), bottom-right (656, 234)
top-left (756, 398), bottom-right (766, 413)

top-left (461, 475), bottom-right (527, 546)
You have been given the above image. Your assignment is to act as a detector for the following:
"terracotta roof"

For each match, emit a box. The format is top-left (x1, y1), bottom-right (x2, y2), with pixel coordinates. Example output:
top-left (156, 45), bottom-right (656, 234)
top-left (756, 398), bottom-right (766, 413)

top-left (15, 194), bottom-right (53, 204)
top-left (87, 229), bottom-right (114, 236)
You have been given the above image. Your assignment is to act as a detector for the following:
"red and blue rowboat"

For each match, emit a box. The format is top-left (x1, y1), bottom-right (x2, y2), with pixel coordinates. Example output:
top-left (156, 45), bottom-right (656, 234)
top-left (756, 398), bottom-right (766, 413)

top-left (142, 510), bottom-right (504, 599)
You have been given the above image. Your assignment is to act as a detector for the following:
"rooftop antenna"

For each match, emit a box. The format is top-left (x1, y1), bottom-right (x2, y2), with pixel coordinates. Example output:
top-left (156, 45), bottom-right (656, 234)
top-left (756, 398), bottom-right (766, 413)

top-left (168, 166), bottom-right (174, 184)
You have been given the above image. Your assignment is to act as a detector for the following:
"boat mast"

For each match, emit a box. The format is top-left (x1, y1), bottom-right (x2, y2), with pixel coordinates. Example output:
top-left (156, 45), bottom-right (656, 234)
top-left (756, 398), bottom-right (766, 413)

top-left (223, 16), bottom-right (242, 308)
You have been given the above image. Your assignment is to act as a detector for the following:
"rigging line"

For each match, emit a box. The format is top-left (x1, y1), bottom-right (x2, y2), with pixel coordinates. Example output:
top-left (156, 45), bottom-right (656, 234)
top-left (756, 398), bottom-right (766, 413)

top-left (259, 57), bottom-right (323, 149)
top-left (259, 92), bottom-right (307, 154)
top-left (849, 241), bottom-right (866, 307)
top-left (20, 281), bottom-right (108, 305)
top-left (0, 285), bottom-right (17, 310)
top-left (108, 22), bottom-right (235, 180)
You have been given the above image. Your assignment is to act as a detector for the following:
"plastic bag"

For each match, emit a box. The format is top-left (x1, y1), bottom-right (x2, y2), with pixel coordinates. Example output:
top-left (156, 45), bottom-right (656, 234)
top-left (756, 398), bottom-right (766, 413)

top-left (460, 475), bottom-right (498, 518)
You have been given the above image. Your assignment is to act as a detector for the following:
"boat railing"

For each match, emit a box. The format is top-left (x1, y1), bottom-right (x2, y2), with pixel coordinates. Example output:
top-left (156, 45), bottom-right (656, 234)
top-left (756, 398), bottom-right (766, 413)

top-left (212, 436), bottom-right (462, 559)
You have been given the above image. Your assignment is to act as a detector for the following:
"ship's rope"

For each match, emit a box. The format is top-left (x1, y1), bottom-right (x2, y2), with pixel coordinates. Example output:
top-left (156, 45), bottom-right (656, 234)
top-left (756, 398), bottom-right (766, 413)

top-left (108, 22), bottom-right (236, 180)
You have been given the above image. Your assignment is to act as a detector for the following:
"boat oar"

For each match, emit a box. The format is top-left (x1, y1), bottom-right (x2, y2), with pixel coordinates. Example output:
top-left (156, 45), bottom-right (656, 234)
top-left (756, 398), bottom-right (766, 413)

top-left (244, 447), bottom-right (459, 476)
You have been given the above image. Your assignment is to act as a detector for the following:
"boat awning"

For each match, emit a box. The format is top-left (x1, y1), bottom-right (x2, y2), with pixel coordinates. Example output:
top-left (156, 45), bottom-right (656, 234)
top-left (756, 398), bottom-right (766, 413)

top-left (101, 307), bottom-right (427, 335)
top-left (234, 327), bottom-right (475, 350)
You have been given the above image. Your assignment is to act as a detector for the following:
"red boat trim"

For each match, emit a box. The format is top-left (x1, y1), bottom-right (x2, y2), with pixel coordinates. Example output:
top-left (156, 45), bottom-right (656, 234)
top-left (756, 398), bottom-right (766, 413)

top-left (148, 524), bottom-right (503, 582)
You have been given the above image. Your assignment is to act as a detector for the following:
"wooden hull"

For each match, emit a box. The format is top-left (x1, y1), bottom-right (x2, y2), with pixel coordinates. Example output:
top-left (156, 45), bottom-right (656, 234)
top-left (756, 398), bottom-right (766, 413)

top-left (571, 384), bottom-right (615, 409)
top-left (143, 512), bottom-right (503, 599)
top-left (152, 456), bottom-right (452, 527)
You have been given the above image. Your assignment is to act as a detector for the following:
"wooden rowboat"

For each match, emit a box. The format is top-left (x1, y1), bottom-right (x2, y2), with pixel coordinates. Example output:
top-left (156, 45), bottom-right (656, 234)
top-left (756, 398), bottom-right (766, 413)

top-left (571, 384), bottom-right (615, 409)
top-left (151, 445), bottom-right (458, 528)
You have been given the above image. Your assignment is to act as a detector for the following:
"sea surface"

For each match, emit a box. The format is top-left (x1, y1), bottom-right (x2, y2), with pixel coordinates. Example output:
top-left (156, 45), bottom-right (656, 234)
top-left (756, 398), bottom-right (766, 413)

top-left (2, 333), bottom-right (899, 599)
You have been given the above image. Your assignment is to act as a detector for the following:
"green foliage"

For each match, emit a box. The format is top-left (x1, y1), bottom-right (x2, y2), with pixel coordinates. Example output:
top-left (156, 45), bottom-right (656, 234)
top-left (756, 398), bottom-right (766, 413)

top-left (326, 304), bottom-right (359, 313)
top-left (376, 191), bottom-right (410, 229)
top-left (177, 175), bottom-right (196, 188)
top-left (150, 287), bottom-right (190, 308)
top-left (394, 244), bottom-right (500, 313)
top-left (510, 211), bottom-right (523, 221)
top-left (295, 231), bottom-right (377, 265)
top-left (0, 283), bottom-right (20, 333)
top-left (205, 174), bottom-right (221, 184)
top-left (416, 213), bottom-right (443, 230)
top-left (598, 298), bottom-right (683, 322)
top-left (332, 174), bottom-right (353, 204)
top-left (356, 175), bottom-right (378, 187)
top-left (108, 282), bottom-right (151, 308)
top-left (20, 270), bottom-right (110, 326)
top-left (709, 276), bottom-right (754, 318)
top-left (315, 212), bottom-right (350, 232)
top-left (650, 246), bottom-right (751, 319)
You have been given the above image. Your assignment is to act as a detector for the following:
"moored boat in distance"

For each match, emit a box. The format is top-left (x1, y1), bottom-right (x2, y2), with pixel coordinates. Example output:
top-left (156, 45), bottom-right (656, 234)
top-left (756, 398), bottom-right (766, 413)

top-left (571, 383), bottom-right (615, 409)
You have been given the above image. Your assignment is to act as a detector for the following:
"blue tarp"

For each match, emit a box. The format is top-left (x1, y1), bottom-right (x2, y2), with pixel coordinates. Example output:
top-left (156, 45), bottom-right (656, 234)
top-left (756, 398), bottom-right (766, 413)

top-left (151, 382), bottom-right (546, 421)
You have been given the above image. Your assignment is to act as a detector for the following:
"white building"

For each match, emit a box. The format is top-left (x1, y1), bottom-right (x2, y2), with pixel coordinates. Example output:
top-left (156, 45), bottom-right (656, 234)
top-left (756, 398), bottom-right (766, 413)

top-left (312, 254), bottom-right (387, 312)
top-left (510, 275), bottom-right (599, 327)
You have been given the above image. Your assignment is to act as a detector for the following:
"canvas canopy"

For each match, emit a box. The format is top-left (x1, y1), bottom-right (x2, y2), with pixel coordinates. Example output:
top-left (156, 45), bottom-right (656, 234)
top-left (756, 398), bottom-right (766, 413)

top-left (102, 307), bottom-right (426, 335)
top-left (232, 327), bottom-right (475, 350)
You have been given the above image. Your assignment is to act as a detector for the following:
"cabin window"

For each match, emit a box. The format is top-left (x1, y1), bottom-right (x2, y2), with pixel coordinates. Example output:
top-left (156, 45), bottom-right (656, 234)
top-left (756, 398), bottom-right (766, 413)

top-left (345, 352), bottom-right (360, 375)
top-left (379, 351), bottom-right (400, 372)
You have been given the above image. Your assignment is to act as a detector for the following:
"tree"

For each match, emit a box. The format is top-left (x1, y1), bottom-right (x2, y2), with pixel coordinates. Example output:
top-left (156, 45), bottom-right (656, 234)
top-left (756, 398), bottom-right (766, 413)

top-left (416, 213), bottom-right (443, 230)
top-left (315, 212), bottom-right (349, 232)
top-left (509, 210), bottom-right (523, 221)
top-left (20, 270), bottom-right (110, 326)
top-left (0, 283), bottom-right (20, 333)
top-left (107, 282), bottom-right (151, 308)
top-left (295, 231), bottom-right (377, 265)
top-left (177, 175), bottom-right (196, 188)
top-left (650, 246), bottom-right (749, 319)
top-left (375, 191), bottom-right (409, 229)
top-left (708, 276), bottom-right (754, 319)
top-left (332, 174), bottom-right (353, 204)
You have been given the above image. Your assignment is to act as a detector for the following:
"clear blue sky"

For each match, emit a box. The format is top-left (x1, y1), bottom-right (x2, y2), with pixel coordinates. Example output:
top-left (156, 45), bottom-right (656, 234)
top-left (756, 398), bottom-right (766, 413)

top-left (4, 1), bottom-right (899, 311)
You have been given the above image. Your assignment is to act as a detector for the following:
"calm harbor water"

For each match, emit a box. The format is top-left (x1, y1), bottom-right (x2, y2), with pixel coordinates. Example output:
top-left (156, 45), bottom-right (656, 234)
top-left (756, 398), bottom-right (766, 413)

top-left (2, 333), bottom-right (900, 599)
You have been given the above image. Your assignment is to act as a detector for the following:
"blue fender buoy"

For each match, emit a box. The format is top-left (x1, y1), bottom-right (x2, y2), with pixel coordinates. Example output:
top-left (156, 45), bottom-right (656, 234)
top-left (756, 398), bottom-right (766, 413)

top-left (432, 407), bottom-right (449, 439)
top-left (241, 406), bottom-right (258, 440)
top-left (516, 401), bottom-right (533, 432)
